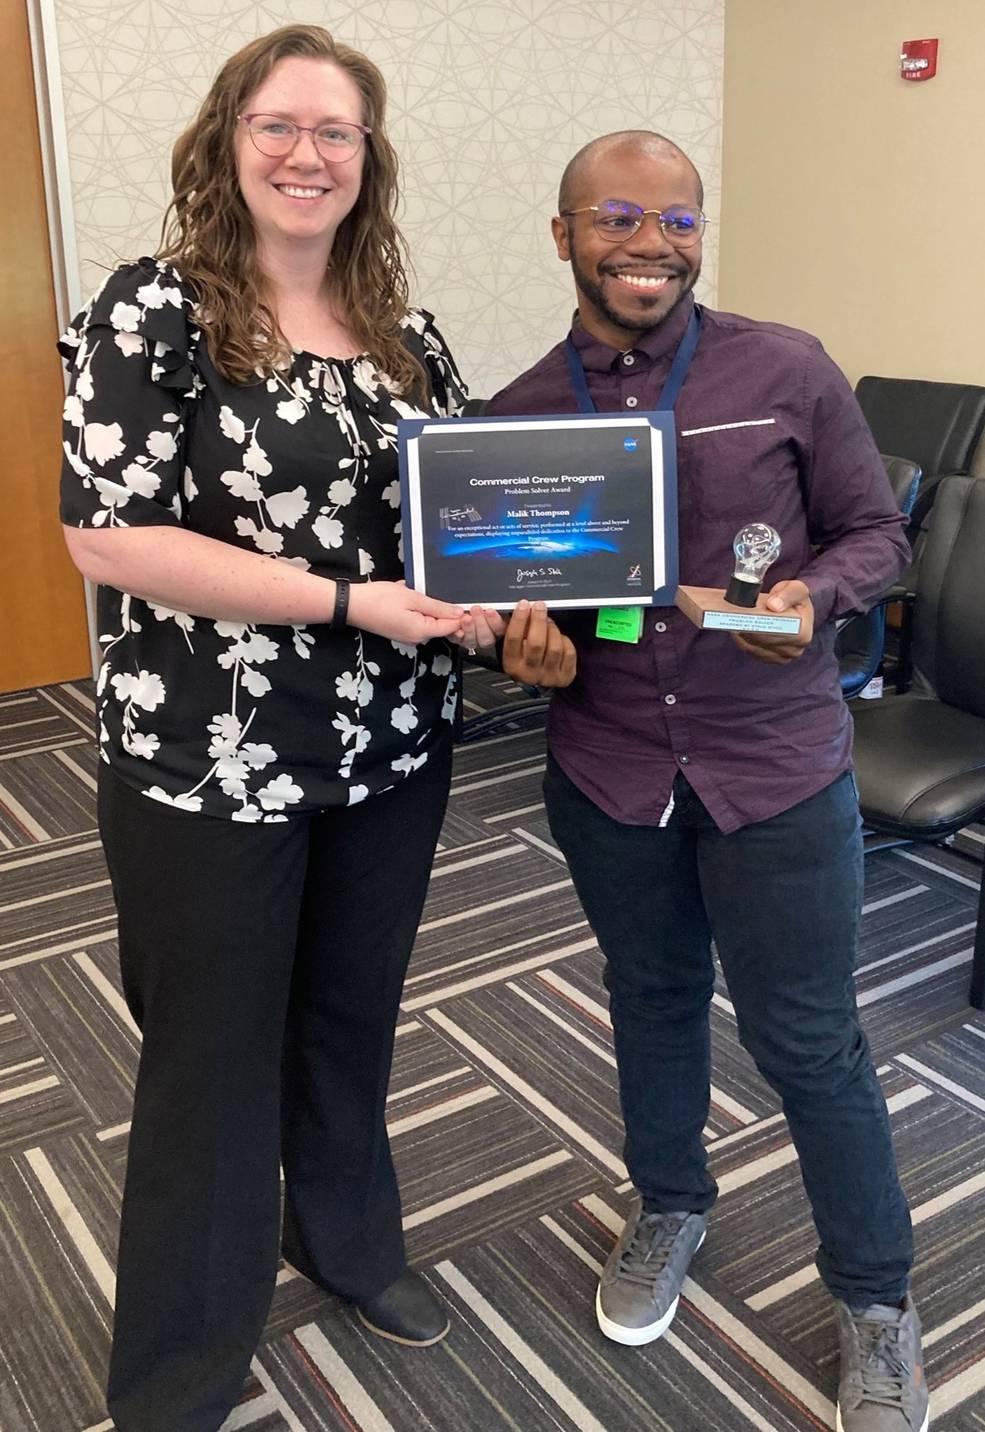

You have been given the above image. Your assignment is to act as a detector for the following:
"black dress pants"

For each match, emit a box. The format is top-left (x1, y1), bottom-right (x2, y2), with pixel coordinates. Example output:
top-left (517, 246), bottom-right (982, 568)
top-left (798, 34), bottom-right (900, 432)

top-left (98, 743), bottom-right (452, 1432)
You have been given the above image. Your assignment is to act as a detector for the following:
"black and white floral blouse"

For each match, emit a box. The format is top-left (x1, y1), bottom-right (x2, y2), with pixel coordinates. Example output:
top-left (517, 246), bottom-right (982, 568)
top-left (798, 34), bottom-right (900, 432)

top-left (59, 257), bottom-right (467, 820)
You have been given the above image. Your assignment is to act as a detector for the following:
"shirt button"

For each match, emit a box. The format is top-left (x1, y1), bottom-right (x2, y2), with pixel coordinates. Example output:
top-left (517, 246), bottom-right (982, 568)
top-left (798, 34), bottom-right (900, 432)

top-left (655, 621), bottom-right (667, 633)
top-left (678, 753), bottom-right (690, 764)
top-left (623, 353), bottom-right (636, 366)
top-left (626, 395), bottom-right (639, 408)
top-left (664, 693), bottom-right (677, 705)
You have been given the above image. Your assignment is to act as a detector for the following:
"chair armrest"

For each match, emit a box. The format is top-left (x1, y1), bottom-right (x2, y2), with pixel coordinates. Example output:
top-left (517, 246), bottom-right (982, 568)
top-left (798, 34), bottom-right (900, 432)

top-left (876, 590), bottom-right (918, 695)
top-left (836, 591), bottom-right (915, 630)
top-left (887, 582), bottom-right (917, 602)
top-left (871, 590), bottom-right (916, 614)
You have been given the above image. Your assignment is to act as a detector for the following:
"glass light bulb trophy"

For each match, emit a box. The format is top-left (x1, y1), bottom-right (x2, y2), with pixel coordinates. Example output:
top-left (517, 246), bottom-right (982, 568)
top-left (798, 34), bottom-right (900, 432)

top-left (725, 523), bottom-right (781, 606)
top-left (675, 522), bottom-right (802, 634)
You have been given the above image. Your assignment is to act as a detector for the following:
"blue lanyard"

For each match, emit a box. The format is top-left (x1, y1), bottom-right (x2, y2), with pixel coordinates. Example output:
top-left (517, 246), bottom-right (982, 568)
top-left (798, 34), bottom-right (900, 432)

top-left (564, 306), bottom-right (702, 415)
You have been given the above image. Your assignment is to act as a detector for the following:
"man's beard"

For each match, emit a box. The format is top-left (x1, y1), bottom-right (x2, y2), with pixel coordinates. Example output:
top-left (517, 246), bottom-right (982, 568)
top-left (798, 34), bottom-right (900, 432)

top-left (570, 249), bottom-right (697, 333)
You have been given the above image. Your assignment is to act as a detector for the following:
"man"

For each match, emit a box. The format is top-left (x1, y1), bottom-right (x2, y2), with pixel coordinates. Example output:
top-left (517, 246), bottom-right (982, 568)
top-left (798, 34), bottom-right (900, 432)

top-left (484, 133), bottom-right (926, 1432)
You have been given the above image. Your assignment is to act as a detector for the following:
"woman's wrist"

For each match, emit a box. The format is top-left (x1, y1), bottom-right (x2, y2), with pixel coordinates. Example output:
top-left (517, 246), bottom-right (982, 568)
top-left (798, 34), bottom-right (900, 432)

top-left (330, 577), bottom-right (351, 629)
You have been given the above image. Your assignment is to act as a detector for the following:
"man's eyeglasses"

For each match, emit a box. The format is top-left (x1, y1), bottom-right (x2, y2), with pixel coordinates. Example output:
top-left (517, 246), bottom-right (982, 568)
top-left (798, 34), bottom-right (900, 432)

top-left (560, 199), bottom-right (707, 248)
top-left (239, 113), bottom-right (371, 162)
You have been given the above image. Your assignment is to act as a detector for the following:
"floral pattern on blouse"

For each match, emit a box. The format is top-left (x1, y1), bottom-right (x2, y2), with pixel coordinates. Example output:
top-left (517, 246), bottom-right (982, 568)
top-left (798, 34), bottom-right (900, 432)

top-left (59, 258), bottom-right (467, 819)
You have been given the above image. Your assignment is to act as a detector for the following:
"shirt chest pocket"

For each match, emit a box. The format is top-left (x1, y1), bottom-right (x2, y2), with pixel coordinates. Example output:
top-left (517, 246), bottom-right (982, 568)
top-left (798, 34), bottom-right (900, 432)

top-left (681, 419), bottom-right (799, 526)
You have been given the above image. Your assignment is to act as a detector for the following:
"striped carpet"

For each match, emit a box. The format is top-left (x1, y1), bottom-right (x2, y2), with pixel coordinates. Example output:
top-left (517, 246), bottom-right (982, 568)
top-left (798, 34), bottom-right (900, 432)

top-left (0, 669), bottom-right (983, 1431)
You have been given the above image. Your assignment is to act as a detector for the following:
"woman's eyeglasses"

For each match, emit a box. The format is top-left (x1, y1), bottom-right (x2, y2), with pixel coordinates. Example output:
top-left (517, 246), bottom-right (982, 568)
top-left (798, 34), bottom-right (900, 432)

top-left (239, 113), bottom-right (370, 163)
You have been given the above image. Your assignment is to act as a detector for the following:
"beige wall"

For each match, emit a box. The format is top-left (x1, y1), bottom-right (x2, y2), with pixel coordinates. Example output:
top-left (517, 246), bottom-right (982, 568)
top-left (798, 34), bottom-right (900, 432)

top-left (49, 0), bottom-right (724, 397)
top-left (719, 1), bottom-right (985, 386)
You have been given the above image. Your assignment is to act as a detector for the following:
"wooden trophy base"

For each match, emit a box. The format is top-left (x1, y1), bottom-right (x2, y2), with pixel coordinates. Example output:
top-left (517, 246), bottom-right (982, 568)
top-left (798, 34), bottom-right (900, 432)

top-left (675, 585), bottom-right (802, 635)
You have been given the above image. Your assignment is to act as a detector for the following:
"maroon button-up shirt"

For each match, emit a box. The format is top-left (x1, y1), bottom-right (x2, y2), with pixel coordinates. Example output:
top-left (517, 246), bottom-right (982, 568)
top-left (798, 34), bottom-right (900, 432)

top-left (485, 296), bottom-right (910, 832)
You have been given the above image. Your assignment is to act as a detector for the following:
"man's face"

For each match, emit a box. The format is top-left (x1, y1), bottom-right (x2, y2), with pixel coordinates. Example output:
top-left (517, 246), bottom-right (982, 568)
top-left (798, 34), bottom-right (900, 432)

top-left (552, 146), bottom-right (703, 347)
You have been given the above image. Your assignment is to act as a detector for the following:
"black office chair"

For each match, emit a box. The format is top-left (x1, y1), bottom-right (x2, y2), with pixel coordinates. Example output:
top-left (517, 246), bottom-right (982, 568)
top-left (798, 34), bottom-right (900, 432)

top-left (852, 475), bottom-right (985, 1008)
top-left (854, 377), bottom-right (985, 637)
top-left (854, 376), bottom-right (985, 541)
top-left (837, 455), bottom-right (922, 699)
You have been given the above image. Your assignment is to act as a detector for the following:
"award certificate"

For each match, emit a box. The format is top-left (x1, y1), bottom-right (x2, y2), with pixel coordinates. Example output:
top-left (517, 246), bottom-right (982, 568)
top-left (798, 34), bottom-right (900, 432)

top-left (398, 412), bottom-right (678, 609)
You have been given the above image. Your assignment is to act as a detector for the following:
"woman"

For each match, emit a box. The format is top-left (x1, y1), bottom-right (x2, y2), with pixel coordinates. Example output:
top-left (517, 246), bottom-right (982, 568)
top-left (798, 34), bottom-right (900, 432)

top-left (60, 25), bottom-right (477, 1432)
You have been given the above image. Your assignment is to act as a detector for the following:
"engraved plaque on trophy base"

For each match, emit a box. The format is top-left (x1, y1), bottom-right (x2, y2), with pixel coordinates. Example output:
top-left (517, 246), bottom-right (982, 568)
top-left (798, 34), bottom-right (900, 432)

top-left (675, 584), bottom-right (802, 635)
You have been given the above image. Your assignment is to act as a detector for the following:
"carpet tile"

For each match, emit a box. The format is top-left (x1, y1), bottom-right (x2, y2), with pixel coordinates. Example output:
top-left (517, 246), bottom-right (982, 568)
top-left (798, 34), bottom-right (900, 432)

top-left (0, 670), bottom-right (982, 1430)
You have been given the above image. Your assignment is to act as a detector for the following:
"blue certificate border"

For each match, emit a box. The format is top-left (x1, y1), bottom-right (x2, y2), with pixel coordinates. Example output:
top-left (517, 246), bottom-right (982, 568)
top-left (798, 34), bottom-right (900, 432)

top-left (398, 410), bottom-right (679, 608)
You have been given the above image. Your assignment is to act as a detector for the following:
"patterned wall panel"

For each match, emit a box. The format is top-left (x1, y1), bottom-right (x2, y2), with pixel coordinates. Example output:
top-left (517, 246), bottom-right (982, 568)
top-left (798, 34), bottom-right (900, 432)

top-left (51, 0), bottom-right (723, 395)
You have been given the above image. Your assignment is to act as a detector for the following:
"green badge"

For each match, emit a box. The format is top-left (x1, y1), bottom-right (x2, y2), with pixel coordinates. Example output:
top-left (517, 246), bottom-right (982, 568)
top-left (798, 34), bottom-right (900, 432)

top-left (595, 607), bottom-right (644, 643)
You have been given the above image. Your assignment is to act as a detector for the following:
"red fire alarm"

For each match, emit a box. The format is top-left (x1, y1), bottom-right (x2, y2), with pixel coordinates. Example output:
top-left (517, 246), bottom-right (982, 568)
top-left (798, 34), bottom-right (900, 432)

top-left (901, 38), bottom-right (939, 81)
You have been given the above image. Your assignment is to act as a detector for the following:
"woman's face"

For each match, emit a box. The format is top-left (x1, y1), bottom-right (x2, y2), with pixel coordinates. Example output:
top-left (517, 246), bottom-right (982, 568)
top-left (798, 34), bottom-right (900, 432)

top-left (235, 56), bottom-right (367, 259)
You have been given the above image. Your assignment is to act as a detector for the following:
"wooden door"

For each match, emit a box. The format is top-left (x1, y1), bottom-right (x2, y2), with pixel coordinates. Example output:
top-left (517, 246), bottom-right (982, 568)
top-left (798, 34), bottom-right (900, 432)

top-left (0, 0), bottom-right (91, 694)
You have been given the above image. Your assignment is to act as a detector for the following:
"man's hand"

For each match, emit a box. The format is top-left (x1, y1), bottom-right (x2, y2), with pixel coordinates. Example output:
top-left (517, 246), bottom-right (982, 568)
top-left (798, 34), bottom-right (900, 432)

top-left (502, 600), bottom-right (577, 687)
top-left (730, 579), bottom-right (814, 664)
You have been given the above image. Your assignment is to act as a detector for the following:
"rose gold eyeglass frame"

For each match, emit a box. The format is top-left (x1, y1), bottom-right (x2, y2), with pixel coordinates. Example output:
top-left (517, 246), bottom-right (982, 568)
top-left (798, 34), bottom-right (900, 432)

top-left (238, 113), bottom-right (371, 163)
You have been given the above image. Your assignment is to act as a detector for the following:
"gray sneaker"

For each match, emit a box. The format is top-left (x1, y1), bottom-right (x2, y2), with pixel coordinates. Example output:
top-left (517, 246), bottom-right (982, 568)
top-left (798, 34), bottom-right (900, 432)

top-left (836, 1297), bottom-right (929, 1432)
top-left (596, 1198), bottom-right (708, 1345)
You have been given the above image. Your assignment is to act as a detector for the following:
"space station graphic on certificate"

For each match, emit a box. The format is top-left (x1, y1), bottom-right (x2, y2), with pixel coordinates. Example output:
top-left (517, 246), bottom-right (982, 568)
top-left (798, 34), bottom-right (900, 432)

top-left (398, 412), bottom-right (678, 609)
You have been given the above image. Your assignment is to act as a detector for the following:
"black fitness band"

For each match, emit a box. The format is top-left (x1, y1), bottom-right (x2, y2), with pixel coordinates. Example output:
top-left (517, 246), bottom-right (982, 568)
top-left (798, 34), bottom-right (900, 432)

top-left (330, 577), bottom-right (351, 629)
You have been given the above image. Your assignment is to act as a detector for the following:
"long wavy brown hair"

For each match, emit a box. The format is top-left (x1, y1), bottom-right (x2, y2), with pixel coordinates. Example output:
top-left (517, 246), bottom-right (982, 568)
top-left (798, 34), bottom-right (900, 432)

top-left (157, 24), bottom-right (425, 393)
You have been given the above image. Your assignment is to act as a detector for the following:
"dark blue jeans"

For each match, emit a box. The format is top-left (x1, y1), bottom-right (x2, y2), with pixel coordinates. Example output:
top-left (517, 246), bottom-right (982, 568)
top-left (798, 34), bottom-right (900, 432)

top-left (544, 757), bottom-right (913, 1308)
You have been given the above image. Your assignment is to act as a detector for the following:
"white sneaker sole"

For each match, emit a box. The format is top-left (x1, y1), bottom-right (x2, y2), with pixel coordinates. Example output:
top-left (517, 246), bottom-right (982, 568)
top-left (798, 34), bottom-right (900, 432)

top-left (596, 1288), bottom-right (680, 1345)
top-left (836, 1405), bottom-right (929, 1432)
top-left (595, 1228), bottom-right (706, 1346)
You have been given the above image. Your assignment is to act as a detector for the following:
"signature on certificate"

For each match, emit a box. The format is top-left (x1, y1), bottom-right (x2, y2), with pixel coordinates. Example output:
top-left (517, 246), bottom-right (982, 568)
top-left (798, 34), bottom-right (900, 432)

top-left (516, 567), bottom-right (563, 582)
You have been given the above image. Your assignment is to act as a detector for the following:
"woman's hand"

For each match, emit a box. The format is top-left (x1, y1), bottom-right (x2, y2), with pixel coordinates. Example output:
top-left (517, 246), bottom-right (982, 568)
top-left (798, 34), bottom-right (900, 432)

top-left (346, 580), bottom-right (467, 644)
top-left (456, 607), bottom-right (508, 654)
